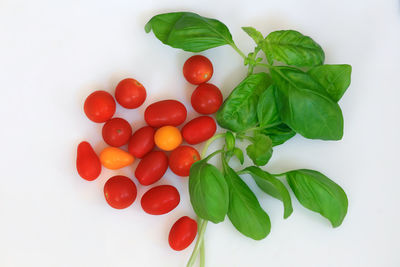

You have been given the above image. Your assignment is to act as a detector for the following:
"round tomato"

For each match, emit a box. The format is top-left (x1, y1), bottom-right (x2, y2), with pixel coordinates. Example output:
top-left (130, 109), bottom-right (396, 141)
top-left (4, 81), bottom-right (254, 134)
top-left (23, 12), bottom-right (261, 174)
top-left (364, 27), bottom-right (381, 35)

top-left (154, 126), bottom-right (182, 151)
top-left (144, 100), bottom-right (187, 127)
top-left (191, 83), bottom-right (223, 114)
top-left (128, 126), bottom-right (155, 158)
top-left (102, 118), bottom-right (132, 147)
top-left (115, 78), bottom-right (147, 109)
top-left (104, 175), bottom-right (137, 209)
top-left (76, 141), bottom-right (101, 181)
top-left (169, 146), bottom-right (200, 177)
top-left (84, 91), bottom-right (116, 123)
top-left (169, 216), bottom-right (198, 251)
top-left (141, 185), bottom-right (180, 215)
top-left (181, 116), bottom-right (216, 145)
top-left (183, 55), bottom-right (213, 85)
top-left (135, 151), bottom-right (168, 185)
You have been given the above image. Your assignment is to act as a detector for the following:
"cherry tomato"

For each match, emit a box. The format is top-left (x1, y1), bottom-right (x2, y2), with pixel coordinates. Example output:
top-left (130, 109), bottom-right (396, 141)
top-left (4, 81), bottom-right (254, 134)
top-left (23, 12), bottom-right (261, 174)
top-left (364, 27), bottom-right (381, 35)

top-left (144, 100), bottom-right (187, 127)
top-left (169, 216), bottom-right (198, 251)
top-left (84, 91), bottom-right (116, 123)
top-left (181, 116), bottom-right (217, 145)
top-left (115, 78), bottom-right (147, 109)
top-left (102, 118), bottom-right (132, 147)
top-left (100, 147), bottom-right (135, 170)
top-left (191, 83), bottom-right (223, 114)
top-left (104, 175), bottom-right (137, 209)
top-left (135, 151), bottom-right (168, 185)
top-left (141, 185), bottom-right (180, 215)
top-left (183, 55), bottom-right (213, 85)
top-left (154, 126), bottom-right (182, 151)
top-left (169, 146), bottom-right (200, 177)
top-left (76, 141), bottom-right (101, 181)
top-left (128, 126), bottom-right (155, 158)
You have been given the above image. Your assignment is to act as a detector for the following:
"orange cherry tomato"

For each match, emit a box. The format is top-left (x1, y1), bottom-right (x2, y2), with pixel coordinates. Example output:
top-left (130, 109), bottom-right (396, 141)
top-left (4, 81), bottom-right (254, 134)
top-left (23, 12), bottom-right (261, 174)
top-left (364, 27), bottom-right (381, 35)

top-left (154, 126), bottom-right (182, 151)
top-left (100, 147), bottom-right (134, 169)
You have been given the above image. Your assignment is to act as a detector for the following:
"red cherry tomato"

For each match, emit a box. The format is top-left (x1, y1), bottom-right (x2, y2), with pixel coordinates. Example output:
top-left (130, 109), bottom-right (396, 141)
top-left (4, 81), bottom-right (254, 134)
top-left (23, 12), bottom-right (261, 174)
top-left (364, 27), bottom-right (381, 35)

top-left (169, 146), bottom-right (200, 177)
top-left (102, 118), bottom-right (132, 147)
top-left (191, 83), bottom-right (223, 114)
top-left (135, 151), bottom-right (168, 185)
top-left (128, 126), bottom-right (155, 158)
top-left (76, 141), bottom-right (101, 181)
top-left (183, 55), bottom-right (213, 85)
top-left (169, 216), bottom-right (198, 251)
top-left (104, 175), bottom-right (137, 209)
top-left (181, 116), bottom-right (217, 145)
top-left (141, 185), bottom-right (180, 215)
top-left (144, 100), bottom-right (187, 127)
top-left (84, 91), bottom-right (116, 123)
top-left (115, 78), bottom-right (147, 109)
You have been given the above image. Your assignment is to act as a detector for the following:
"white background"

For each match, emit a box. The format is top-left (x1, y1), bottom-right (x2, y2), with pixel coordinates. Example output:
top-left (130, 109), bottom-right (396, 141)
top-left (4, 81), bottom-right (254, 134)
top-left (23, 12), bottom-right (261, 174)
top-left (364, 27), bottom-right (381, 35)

top-left (1, 0), bottom-right (399, 266)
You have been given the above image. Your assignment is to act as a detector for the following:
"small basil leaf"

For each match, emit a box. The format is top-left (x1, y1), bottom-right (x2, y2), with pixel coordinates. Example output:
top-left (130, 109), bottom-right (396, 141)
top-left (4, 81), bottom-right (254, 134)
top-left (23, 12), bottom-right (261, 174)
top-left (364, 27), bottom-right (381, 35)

top-left (243, 166), bottom-right (293, 219)
top-left (233, 147), bottom-right (244, 165)
top-left (257, 85), bottom-right (281, 127)
top-left (223, 159), bottom-right (271, 240)
top-left (225, 131), bottom-right (235, 151)
top-left (285, 169), bottom-right (348, 227)
top-left (145, 12), bottom-right (233, 52)
top-left (189, 160), bottom-right (229, 223)
top-left (242, 26), bottom-right (264, 44)
top-left (261, 123), bottom-right (296, 146)
top-left (246, 134), bottom-right (273, 166)
top-left (216, 72), bottom-right (273, 132)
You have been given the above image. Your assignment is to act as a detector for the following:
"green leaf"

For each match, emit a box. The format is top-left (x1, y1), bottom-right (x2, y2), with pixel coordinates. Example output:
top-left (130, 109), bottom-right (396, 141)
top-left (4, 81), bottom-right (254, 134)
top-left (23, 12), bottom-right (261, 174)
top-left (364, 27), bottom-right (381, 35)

top-left (242, 27), bottom-right (264, 44)
top-left (271, 66), bottom-right (344, 140)
top-left (243, 166), bottom-right (293, 219)
top-left (285, 169), bottom-right (348, 227)
top-left (263, 30), bottom-right (324, 66)
top-left (246, 134), bottom-right (273, 166)
top-left (225, 131), bottom-right (235, 151)
top-left (233, 147), bottom-right (244, 164)
top-left (308, 64), bottom-right (352, 102)
top-left (145, 12), bottom-right (234, 52)
top-left (216, 72), bottom-right (273, 132)
top-left (261, 123), bottom-right (296, 146)
top-left (222, 159), bottom-right (271, 240)
top-left (257, 85), bottom-right (281, 127)
top-left (189, 160), bottom-right (229, 223)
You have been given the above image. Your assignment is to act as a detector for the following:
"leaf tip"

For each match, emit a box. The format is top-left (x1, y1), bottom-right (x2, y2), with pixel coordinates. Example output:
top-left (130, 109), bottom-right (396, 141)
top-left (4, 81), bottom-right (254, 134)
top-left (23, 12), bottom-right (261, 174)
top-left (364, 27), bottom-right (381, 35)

top-left (144, 21), bottom-right (152, 33)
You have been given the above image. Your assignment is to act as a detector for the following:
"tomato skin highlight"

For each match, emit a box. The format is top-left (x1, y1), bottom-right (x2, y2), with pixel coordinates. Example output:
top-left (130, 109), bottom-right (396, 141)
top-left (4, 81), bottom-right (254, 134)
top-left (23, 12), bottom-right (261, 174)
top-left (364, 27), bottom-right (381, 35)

top-left (141, 185), bottom-right (180, 215)
top-left (183, 55), bottom-right (213, 85)
top-left (128, 126), bottom-right (155, 158)
top-left (104, 175), bottom-right (137, 209)
top-left (154, 126), bottom-right (182, 151)
top-left (182, 116), bottom-right (217, 145)
top-left (102, 118), bottom-right (132, 147)
top-left (100, 147), bottom-right (135, 170)
top-left (191, 83), bottom-right (223, 114)
top-left (169, 216), bottom-right (198, 251)
top-left (76, 141), bottom-right (101, 181)
top-left (135, 151), bottom-right (168, 185)
top-left (115, 78), bottom-right (146, 109)
top-left (169, 146), bottom-right (200, 177)
top-left (84, 91), bottom-right (116, 123)
top-left (144, 100), bottom-right (187, 127)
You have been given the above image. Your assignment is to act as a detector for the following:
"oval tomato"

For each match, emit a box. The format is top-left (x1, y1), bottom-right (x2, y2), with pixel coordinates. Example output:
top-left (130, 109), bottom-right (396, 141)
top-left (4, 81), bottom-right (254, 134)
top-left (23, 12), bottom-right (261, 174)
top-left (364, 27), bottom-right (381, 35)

top-left (191, 83), bottom-right (223, 114)
top-left (100, 147), bottom-right (135, 170)
top-left (84, 91), bottom-right (116, 123)
top-left (115, 78), bottom-right (147, 109)
top-left (135, 151), bottom-right (168, 185)
top-left (76, 141), bottom-right (101, 181)
top-left (183, 55), bottom-right (213, 85)
top-left (104, 175), bottom-right (137, 209)
top-left (102, 118), bottom-right (132, 147)
top-left (181, 116), bottom-right (217, 145)
top-left (144, 100), bottom-right (187, 127)
top-left (169, 146), bottom-right (200, 177)
top-left (128, 126), bottom-right (155, 158)
top-left (169, 216), bottom-right (198, 251)
top-left (141, 185), bottom-right (180, 215)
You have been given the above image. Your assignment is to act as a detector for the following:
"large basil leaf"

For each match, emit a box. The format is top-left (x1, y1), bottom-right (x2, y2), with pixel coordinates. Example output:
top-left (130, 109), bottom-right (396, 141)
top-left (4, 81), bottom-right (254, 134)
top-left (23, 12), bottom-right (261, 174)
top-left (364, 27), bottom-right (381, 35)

top-left (189, 160), bottom-right (229, 223)
top-left (223, 159), bottom-right (271, 240)
top-left (145, 12), bottom-right (234, 52)
top-left (271, 67), bottom-right (344, 140)
top-left (246, 134), bottom-right (273, 166)
top-left (261, 123), bottom-right (296, 146)
top-left (308, 64), bottom-right (352, 102)
top-left (263, 30), bottom-right (324, 66)
top-left (243, 166), bottom-right (293, 219)
top-left (285, 169), bottom-right (348, 227)
top-left (257, 85), bottom-right (280, 127)
top-left (216, 72), bottom-right (273, 132)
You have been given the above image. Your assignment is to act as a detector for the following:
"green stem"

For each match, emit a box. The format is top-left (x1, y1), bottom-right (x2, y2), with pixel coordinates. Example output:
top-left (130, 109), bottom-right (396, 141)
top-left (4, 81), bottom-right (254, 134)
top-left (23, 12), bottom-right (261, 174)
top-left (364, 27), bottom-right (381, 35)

top-left (255, 62), bottom-right (276, 69)
top-left (201, 133), bottom-right (226, 158)
top-left (200, 239), bottom-right (205, 267)
top-left (230, 43), bottom-right (246, 59)
top-left (186, 219), bottom-right (208, 267)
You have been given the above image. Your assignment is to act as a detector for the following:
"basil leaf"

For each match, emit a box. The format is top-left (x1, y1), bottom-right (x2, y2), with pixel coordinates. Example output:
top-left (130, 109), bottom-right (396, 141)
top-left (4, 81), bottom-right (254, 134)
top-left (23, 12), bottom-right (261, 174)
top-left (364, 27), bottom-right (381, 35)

top-left (257, 85), bottom-right (281, 127)
top-left (261, 123), bottom-right (296, 146)
top-left (285, 169), bottom-right (348, 227)
top-left (223, 159), bottom-right (271, 240)
top-left (308, 64), bottom-right (352, 102)
top-left (246, 134), bottom-right (273, 166)
top-left (189, 160), bottom-right (229, 223)
top-left (145, 12), bottom-right (233, 52)
top-left (263, 30), bottom-right (324, 66)
top-left (243, 166), bottom-right (293, 219)
top-left (271, 67), bottom-right (344, 140)
top-left (225, 131), bottom-right (235, 151)
top-left (242, 26), bottom-right (264, 44)
top-left (233, 147), bottom-right (244, 165)
top-left (216, 72), bottom-right (273, 132)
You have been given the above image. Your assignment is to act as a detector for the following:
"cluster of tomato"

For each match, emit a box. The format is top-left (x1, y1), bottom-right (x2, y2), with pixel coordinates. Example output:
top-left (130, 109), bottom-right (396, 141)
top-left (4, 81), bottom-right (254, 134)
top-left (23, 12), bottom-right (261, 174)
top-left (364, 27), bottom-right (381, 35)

top-left (76, 55), bottom-right (222, 251)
